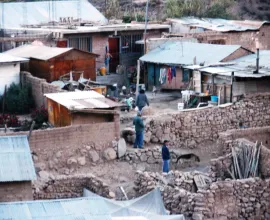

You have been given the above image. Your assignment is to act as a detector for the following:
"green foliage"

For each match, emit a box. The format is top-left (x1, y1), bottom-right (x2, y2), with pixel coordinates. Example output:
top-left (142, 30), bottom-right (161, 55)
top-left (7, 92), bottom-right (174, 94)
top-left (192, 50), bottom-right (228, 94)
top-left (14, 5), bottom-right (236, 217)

top-left (0, 83), bottom-right (34, 114)
top-left (165, 0), bottom-right (233, 18)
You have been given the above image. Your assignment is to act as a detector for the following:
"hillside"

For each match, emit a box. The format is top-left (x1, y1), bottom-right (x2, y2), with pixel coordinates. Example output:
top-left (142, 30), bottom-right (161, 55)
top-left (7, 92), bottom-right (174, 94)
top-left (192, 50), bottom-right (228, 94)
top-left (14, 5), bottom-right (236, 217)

top-left (90, 0), bottom-right (270, 21)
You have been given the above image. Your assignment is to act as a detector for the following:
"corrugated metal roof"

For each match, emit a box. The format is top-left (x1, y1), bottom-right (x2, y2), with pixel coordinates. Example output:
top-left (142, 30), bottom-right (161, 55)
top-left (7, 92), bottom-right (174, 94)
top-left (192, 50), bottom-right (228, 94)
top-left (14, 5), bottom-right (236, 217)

top-left (0, 0), bottom-right (108, 28)
top-left (44, 91), bottom-right (121, 110)
top-left (0, 53), bottom-right (28, 64)
top-left (140, 41), bottom-right (241, 65)
top-left (0, 135), bottom-right (36, 182)
top-left (169, 17), bottom-right (270, 32)
top-left (0, 197), bottom-right (112, 220)
top-left (185, 50), bottom-right (270, 78)
top-left (4, 45), bottom-right (73, 61)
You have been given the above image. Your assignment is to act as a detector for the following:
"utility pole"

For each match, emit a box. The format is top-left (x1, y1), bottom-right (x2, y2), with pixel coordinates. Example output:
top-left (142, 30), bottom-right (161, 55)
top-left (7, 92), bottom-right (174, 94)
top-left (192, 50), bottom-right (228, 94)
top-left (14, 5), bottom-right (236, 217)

top-left (143, 0), bottom-right (149, 55)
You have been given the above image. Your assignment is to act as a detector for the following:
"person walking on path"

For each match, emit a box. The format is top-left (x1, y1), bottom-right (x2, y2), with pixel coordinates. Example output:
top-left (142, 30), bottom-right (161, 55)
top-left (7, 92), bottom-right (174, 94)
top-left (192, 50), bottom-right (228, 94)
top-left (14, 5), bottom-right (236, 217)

top-left (162, 140), bottom-right (171, 173)
top-left (136, 89), bottom-right (149, 112)
top-left (133, 111), bottom-right (144, 149)
top-left (105, 52), bottom-right (112, 74)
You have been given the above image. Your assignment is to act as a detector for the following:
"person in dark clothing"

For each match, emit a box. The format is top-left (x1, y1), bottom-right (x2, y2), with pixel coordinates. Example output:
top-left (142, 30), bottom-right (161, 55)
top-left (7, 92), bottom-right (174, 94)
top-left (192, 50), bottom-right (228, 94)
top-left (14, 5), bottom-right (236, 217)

top-left (162, 140), bottom-right (170, 173)
top-left (136, 89), bottom-right (149, 112)
top-left (133, 111), bottom-right (144, 149)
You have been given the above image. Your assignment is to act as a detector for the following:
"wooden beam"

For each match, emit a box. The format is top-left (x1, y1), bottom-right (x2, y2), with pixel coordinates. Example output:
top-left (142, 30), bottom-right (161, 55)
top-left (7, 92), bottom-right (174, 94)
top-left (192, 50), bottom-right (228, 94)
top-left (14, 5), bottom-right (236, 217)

top-left (70, 109), bottom-right (119, 114)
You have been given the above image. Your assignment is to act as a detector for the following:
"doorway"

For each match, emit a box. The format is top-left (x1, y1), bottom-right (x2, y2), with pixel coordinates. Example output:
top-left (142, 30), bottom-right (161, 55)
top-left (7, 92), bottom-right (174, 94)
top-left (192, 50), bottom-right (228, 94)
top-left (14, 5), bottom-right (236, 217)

top-left (108, 37), bottom-right (120, 73)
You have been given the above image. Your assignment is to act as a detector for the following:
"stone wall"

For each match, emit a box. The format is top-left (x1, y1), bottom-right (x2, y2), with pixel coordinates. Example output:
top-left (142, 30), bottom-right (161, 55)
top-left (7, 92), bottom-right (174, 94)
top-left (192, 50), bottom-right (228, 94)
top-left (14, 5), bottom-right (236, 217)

top-left (1, 122), bottom-right (119, 174)
top-left (143, 93), bottom-right (270, 148)
top-left (135, 171), bottom-right (270, 220)
top-left (193, 178), bottom-right (270, 220)
top-left (0, 181), bottom-right (33, 202)
top-left (123, 147), bottom-right (199, 171)
top-left (134, 171), bottom-right (202, 218)
top-left (33, 174), bottom-right (113, 200)
top-left (20, 71), bottom-right (63, 108)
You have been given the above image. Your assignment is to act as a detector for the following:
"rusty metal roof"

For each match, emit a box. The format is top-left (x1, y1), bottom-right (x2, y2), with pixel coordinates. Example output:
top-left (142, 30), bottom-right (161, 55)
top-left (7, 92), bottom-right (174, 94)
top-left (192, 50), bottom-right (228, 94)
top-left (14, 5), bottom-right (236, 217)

top-left (44, 91), bottom-right (121, 110)
top-left (0, 135), bottom-right (36, 182)
top-left (169, 17), bottom-right (270, 32)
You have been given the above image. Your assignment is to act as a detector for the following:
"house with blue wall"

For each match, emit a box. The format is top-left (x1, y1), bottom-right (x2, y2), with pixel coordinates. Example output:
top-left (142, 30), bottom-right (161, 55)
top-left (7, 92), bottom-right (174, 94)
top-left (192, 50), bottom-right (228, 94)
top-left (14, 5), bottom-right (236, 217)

top-left (139, 41), bottom-right (252, 91)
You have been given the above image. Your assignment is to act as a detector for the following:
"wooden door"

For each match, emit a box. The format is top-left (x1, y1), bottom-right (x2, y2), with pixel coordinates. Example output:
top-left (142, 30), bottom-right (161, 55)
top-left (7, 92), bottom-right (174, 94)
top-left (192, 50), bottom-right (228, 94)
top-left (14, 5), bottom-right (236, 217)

top-left (108, 37), bottom-right (120, 73)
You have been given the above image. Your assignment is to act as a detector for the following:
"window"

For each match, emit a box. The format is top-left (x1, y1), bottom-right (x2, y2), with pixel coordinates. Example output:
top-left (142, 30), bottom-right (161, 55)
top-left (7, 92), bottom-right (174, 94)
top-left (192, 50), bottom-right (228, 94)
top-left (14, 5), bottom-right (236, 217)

top-left (120, 34), bottom-right (143, 54)
top-left (68, 36), bottom-right (92, 52)
top-left (182, 69), bottom-right (190, 82)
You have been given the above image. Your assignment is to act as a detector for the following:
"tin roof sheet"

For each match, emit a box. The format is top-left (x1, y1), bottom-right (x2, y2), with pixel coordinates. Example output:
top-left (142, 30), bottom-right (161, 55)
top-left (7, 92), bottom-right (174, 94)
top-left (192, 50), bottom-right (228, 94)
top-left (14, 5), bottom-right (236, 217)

top-left (44, 91), bottom-right (121, 110)
top-left (185, 50), bottom-right (270, 78)
top-left (0, 135), bottom-right (36, 182)
top-left (0, 197), bottom-right (112, 220)
top-left (0, 53), bottom-right (28, 63)
top-left (140, 41), bottom-right (241, 65)
top-left (4, 45), bottom-right (73, 61)
top-left (0, 0), bottom-right (108, 28)
top-left (169, 17), bottom-right (270, 32)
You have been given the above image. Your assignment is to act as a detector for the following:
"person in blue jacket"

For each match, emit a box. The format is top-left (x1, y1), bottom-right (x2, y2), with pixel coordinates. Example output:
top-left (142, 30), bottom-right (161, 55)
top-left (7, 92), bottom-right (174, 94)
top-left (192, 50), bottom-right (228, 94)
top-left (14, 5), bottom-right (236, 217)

top-left (136, 89), bottom-right (149, 112)
top-left (162, 140), bottom-right (170, 173)
top-left (133, 111), bottom-right (144, 149)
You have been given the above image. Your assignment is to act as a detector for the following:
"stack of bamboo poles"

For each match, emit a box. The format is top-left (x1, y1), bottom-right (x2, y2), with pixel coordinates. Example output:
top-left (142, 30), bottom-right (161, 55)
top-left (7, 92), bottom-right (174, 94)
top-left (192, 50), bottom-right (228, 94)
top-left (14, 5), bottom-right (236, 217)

top-left (228, 141), bottom-right (261, 179)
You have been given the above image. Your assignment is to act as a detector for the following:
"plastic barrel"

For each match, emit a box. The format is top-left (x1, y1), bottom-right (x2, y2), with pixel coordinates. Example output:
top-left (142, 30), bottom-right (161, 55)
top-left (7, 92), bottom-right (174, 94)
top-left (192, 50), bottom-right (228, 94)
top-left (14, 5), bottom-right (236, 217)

top-left (100, 67), bottom-right (106, 76)
top-left (211, 96), bottom-right (218, 102)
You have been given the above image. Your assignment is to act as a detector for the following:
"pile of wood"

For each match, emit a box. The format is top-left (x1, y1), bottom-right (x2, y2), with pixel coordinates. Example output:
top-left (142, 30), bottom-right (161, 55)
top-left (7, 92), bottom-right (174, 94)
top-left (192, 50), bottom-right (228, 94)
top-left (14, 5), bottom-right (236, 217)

top-left (228, 141), bottom-right (261, 179)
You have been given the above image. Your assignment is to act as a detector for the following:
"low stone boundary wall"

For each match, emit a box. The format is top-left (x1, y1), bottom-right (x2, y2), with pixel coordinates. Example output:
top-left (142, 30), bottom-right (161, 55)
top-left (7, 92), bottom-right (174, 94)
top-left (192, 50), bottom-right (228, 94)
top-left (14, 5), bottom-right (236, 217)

top-left (33, 174), bottom-right (113, 200)
top-left (142, 93), bottom-right (270, 148)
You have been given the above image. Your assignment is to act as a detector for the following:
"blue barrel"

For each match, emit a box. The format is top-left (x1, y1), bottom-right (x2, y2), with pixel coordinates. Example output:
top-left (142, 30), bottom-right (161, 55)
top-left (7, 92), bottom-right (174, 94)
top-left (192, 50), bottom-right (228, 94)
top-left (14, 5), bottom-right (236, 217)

top-left (211, 96), bottom-right (218, 102)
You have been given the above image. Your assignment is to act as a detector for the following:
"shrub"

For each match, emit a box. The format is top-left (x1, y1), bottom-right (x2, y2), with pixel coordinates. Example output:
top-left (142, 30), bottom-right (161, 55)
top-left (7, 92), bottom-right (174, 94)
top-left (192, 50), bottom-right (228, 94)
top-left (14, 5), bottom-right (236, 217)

top-left (31, 105), bottom-right (48, 126)
top-left (0, 114), bottom-right (21, 127)
top-left (0, 83), bottom-right (35, 114)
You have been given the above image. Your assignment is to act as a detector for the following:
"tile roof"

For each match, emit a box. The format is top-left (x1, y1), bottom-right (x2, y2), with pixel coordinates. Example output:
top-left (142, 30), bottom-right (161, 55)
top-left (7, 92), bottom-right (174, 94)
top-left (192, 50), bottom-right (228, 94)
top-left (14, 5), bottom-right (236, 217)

top-left (0, 135), bottom-right (36, 182)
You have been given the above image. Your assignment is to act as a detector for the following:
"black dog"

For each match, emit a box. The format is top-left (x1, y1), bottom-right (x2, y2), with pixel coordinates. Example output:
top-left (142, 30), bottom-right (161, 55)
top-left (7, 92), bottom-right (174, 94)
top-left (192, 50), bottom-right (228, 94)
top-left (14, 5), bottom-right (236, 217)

top-left (176, 153), bottom-right (200, 164)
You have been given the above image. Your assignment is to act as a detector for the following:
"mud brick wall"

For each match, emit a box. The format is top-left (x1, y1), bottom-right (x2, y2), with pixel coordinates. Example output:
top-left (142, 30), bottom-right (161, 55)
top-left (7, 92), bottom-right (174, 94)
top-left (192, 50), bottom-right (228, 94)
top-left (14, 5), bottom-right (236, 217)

top-left (0, 181), bottom-right (33, 202)
top-left (144, 93), bottom-right (270, 148)
top-left (20, 71), bottom-right (63, 108)
top-left (33, 174), bottom-right (111, 200)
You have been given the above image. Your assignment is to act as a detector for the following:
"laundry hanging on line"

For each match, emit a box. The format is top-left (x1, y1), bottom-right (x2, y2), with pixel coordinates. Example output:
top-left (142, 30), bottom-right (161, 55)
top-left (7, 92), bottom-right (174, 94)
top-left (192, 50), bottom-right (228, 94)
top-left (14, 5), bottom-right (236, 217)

top-left (159, 68), bottom-right (167, 84)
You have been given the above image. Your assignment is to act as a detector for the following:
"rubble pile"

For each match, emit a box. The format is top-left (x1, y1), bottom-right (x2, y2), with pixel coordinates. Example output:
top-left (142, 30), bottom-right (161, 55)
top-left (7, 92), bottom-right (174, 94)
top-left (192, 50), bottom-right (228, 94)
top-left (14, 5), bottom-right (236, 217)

top-left (33, 174), bottom-right (113, 200)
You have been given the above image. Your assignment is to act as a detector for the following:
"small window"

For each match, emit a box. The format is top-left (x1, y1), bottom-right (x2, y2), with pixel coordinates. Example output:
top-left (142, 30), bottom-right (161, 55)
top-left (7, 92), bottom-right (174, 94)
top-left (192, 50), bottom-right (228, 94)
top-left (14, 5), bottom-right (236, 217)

top-left (182, 69), bottom-right (190, 82)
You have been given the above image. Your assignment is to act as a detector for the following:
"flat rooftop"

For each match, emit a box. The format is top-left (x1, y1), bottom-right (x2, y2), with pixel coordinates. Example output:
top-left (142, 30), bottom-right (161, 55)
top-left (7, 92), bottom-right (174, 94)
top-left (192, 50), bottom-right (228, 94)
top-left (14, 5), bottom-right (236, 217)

top-left (4, 24), bottom-right (171, 35)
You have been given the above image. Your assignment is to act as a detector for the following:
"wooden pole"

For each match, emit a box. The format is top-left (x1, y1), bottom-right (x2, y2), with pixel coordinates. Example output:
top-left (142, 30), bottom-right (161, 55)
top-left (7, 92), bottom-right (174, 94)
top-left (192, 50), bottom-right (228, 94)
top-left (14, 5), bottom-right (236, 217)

top-left (230, 72), bottom-right (234, 102)
top-left (28, 121), bottom-right (36, 141)
top-left (2, 85), bottom-right (6, 129)
top-left (136, 60), bottom-right (140, 97)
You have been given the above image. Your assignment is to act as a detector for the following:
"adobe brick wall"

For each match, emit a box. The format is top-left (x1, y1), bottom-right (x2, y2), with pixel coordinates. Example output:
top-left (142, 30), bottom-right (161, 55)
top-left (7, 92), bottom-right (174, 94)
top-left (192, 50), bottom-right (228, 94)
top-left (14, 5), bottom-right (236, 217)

top-left (20, 71), bottom-right (63, 108)
top-left (0, 181), bottom-right (33, 202)
top-left (1, 122), bottom-right (119, 174)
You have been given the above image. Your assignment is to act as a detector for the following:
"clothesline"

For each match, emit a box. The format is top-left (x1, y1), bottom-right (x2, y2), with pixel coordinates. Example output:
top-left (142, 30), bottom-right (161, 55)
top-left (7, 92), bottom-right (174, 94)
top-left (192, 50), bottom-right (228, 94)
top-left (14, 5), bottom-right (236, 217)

top-left (159, 66), bottom-right (176, 85)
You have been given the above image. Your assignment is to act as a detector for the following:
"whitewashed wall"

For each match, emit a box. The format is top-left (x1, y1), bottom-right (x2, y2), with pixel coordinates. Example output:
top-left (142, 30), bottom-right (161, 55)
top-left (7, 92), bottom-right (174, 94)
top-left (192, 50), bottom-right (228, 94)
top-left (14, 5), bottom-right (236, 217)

top-left (0, 63), bottom-right (20, 95)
